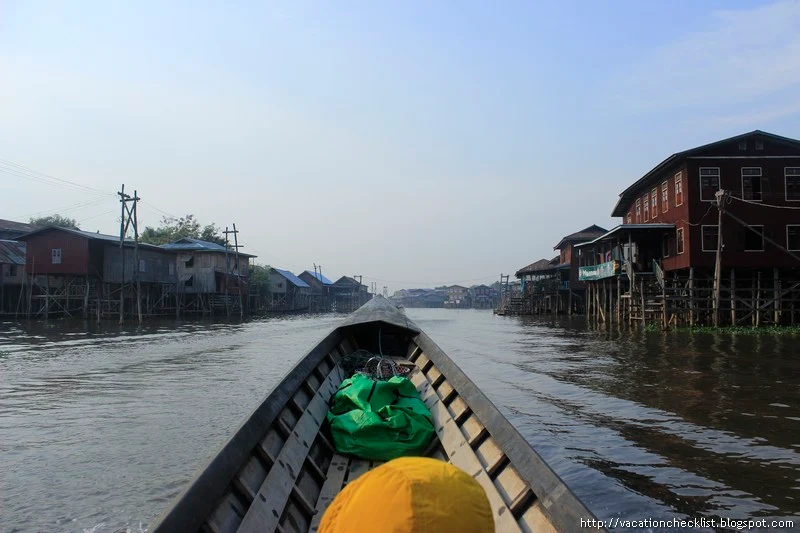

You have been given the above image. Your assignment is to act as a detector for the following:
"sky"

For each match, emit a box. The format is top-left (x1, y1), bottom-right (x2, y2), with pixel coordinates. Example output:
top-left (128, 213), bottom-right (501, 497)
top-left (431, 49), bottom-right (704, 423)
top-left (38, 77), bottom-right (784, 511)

top-left (2, 0), bottom-right (800, 291)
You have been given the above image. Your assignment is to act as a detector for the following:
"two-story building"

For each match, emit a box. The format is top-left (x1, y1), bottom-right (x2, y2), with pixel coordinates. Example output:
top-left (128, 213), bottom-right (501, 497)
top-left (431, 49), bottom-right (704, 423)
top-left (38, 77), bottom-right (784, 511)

top-left (578, 130), bottom-right (800, 327)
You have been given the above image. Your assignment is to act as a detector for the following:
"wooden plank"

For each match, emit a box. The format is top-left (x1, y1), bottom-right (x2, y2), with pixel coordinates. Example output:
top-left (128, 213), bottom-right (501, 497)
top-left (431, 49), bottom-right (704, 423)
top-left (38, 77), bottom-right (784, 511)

top-left (346, 459), bottom-right (371, 484)
top-left (237, 366), bottom-right (343, 533)
top-left (412, 370), bottom-right (520, 532)
top-left (413, 331), bottom-right (605, 532)
top-left (309, 454), bottom-right (349, 532)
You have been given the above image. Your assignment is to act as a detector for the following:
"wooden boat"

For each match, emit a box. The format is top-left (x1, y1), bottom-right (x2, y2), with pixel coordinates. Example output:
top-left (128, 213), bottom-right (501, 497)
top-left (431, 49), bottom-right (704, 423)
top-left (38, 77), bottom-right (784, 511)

top-left (152, 297), bottom-right (603, 533)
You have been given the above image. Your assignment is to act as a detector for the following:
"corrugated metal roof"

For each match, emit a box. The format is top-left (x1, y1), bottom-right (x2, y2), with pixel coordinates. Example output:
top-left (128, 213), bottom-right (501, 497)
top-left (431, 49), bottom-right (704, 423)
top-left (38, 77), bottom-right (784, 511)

top-left (18, 226), bottom-right (169, 251)
top-left (573, 223), bottom-right (676, 248)
top-left (0, 239), bottom-right (25, 265)
top-left (303, 270), bottom-right (333, 286)
top-left (0, 219), bottom-right (37, 233)
top-left (162, 238), bottom-right (228, 252)
top-left (553, 225), bottom-right (608, 249)
top-left (273, 268), bottom-right (310, 288)
top-left (161, 237), bottom-right (255, 257)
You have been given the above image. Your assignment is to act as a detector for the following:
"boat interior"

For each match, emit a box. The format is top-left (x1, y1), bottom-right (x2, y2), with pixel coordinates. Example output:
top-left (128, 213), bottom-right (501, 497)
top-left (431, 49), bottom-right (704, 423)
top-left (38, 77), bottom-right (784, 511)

top-left (152, 299), bottom-right (599, 533)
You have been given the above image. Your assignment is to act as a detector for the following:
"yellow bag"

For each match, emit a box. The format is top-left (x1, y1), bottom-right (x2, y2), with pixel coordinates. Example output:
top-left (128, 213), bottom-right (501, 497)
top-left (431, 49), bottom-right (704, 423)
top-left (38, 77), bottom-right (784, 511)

top-left (320, 457), bottom-right (494, 533)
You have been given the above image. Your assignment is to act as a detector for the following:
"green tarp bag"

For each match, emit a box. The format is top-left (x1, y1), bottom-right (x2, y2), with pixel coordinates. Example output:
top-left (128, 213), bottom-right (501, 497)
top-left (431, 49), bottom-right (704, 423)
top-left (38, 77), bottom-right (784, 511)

top-left (326, 373), bottom-right (435, 461)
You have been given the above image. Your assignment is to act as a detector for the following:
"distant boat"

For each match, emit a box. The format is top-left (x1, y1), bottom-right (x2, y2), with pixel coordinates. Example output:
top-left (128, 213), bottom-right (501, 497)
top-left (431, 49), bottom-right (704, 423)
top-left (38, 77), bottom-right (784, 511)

top-left (151, 297), bottom-right (603, 533)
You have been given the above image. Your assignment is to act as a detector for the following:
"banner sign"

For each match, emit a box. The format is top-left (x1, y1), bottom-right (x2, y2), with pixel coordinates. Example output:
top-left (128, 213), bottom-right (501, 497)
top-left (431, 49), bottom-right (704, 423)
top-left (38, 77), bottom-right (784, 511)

top-left (578, 260), bottom-right (619, 281)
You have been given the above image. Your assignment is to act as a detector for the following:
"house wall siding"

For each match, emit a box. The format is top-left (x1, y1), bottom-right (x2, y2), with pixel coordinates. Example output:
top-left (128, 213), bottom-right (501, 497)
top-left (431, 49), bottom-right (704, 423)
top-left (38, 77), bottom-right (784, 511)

top-left (24, 232), bottom-right (90, 276)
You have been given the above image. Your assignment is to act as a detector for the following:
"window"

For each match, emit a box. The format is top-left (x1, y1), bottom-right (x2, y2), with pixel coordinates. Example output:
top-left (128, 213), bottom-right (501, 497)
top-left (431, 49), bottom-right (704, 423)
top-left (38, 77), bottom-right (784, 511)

top-left (9, 265), bottom-right (17, 276)
top-left (643, 194), bottom-right (650, 221)
top-left (635, 198), bottom-right (641, 222)
top-left (744, 225), bottom-right (764, 251)
top-left (168, 263), bottom-right (175, 275)
top-left (741, 167), bottom-right (763, 201)
top-left (627, 213), bottom-right (632, 224)
top-left (139, 259), bottom-right (146, 272)
top-left (702, 226), bottom-right (719, 252)
top-left (700, 168), bottom-right (720, 202)
top-left (51, 248), bottom-right (62, 264)
top-left (677, 228), bottom-right (685, 254)
top-left (663, 235), bottom-right (670, 258)
top-left (755, 140), bottom-right (764, 150)
top-left (786, 168), bottom-right (800, 201)
top-left (661, 181), bottom-right (669, 212)
top-left (788, 225), bottom-right (800, 251)
top-left (651, 188), bottom-right (658, 217)
top-left (675, 172), bottom-right (684, 206)
top-left (738, 140), bottom-right (747, 151)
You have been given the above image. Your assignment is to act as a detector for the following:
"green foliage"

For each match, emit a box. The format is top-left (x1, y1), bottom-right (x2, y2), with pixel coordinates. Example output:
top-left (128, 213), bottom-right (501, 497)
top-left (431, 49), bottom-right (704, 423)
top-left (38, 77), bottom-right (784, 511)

top-left (676, 325), bottom-right (800, 336)
top-left (30, 214), bottom-right (79, 229)
top-left (139, 214), bottom-right (225, 245)
top-left (643, 323), bottom-right (661, 332)
top-left (249, 263), bottom-right (272, 298)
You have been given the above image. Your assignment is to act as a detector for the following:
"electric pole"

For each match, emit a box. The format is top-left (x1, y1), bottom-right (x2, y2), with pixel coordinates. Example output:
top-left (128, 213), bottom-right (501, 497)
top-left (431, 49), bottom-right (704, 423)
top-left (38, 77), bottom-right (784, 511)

top-left (118, 185), bottom-right (141, 325)
top-left (712, 190), bottom-right (726, 327)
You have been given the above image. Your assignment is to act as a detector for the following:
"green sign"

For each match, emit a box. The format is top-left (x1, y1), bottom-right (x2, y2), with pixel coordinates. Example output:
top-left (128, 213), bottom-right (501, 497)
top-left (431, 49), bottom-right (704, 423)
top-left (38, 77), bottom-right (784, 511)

top-left (579, 260), bottom-right (619, 281)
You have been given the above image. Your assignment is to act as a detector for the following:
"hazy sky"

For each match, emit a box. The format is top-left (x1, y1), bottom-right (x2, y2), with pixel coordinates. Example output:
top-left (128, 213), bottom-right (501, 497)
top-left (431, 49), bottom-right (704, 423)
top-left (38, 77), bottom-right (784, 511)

top-left (2, 1), bottom-right (800, 291)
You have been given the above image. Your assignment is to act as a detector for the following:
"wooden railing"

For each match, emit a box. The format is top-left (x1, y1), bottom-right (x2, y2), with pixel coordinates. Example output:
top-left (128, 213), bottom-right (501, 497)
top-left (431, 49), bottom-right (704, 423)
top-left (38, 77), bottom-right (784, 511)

top-left (653, 259), bottom-right (664, 289)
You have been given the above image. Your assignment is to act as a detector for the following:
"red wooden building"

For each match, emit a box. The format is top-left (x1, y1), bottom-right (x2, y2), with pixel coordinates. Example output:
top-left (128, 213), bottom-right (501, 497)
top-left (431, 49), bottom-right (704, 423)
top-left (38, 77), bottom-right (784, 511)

top-left (577, 130), bottom-right (800, 327)
top-left (17, 226), bottom-right (177, 318)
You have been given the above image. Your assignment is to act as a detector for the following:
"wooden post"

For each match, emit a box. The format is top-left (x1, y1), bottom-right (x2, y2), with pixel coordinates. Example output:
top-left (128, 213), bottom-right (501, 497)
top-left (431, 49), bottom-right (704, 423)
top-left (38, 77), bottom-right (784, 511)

top-left (712, 190), bottom-right (725, 327)
top-left (84, 276), bottom-right (90, 319)
top-left (44, 274), bottom-right (49, 318)
top-left (119, 184), bottom-right (126, 326)
top-left (688, 267), bottom-right (694, 326)
top-left (662, 274), bottom-right (667, 330)
top-left (774, 268), bottom-right (781, 325)
top-left (616, 275), bottom-right (621, 325)
top-left (133, 190), bottom-right (142, 324)
top-left (756, 271), bottom-right (762, 327)
top-left (640, 279), bottom-right (645, 325)
top-left (730, 269), bottom-right (736, 325)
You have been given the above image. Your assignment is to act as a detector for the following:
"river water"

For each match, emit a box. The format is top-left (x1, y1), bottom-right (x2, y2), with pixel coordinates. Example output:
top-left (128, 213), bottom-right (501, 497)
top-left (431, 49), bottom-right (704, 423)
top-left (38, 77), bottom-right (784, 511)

top-left (1, 309), bottom-right (798, 532)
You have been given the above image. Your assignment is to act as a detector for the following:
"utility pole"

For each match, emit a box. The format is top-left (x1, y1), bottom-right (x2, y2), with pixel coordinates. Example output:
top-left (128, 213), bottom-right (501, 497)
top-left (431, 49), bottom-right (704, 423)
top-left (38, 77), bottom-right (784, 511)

top-left (712, 190), bottom-right (726, 327)
top-left (224, 224), bottom-right (244, 318)
top-left (118, 185), bottom-right (141, 325)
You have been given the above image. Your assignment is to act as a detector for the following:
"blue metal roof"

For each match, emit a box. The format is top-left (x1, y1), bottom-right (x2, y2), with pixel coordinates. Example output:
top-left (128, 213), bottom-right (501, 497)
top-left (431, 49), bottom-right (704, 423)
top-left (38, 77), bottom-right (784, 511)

top-left (303, 270), bottom-right (333, 286)
top-left (274, 268), bottom-right (310, 288)
top-left (161, 237), bottom-right (256, 257)
top-left (162, 238), bottom-right (228, 252)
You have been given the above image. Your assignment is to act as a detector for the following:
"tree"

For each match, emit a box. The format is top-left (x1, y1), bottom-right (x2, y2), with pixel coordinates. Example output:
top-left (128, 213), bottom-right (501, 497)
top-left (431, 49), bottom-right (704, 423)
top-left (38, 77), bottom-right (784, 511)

top-left (249, 263), bottom-right (272, 310)
top-left (139, 214), bottom-right (225, 245)
top-left (30, 214), bottom-right (79, 229)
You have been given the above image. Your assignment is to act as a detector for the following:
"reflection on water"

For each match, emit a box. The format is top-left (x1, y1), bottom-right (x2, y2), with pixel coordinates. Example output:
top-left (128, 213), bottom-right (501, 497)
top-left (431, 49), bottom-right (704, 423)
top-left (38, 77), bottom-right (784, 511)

top-left (1, 310), bottom-right (798, 532)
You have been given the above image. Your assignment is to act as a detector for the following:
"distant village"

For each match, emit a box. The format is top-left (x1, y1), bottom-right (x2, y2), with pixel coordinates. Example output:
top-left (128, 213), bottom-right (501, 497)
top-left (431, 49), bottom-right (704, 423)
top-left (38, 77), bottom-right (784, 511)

top-left (497, 130), bottom-right (800, 329)
top-left (390, 285), bottom-right (501, 309)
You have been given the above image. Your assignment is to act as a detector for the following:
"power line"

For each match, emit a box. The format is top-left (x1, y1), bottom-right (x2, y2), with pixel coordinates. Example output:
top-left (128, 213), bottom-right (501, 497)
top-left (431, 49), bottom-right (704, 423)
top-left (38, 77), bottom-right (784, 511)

top-left (0, 159), bottom-right (115, 196)
top-left (728, 195), bottom-right (800, 210)
top-left (12, 197), bottom-right (110, 221)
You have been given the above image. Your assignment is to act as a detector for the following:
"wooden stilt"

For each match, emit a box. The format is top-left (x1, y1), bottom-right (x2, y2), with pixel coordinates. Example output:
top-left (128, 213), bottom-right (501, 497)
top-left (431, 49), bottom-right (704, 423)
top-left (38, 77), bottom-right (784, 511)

top-left (756, 271), bottom-right (762, 327)
top-left (774, 268), bottom-right (781, 325)
top-left (730, 269), bottom-right (736, 325)
top-left (688, 267), bottom-right (695, 326)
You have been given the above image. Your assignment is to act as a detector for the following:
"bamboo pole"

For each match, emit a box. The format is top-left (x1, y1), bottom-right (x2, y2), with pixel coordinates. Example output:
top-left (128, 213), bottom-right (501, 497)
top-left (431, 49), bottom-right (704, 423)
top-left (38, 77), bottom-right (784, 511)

top-left (688, 267), bottom-right (694, 326)
top-left (729, 269), bottom-right (735, 325)
top-left (756, 271), bottom-right (762, 327)
top-left (774, 268), bottom-right (781, 325)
